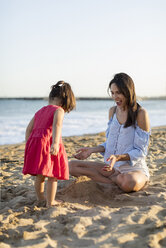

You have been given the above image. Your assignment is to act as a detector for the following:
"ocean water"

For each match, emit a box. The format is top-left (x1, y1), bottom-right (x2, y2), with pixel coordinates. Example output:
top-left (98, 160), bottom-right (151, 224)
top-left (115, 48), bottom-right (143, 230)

top-left (0, 99), bottom-right (166, 145)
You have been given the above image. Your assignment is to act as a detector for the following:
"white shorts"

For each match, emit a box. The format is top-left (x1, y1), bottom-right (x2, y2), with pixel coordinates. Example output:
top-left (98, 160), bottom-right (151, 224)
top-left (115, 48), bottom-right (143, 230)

top-left (114, 163), bottom-right (150, 180)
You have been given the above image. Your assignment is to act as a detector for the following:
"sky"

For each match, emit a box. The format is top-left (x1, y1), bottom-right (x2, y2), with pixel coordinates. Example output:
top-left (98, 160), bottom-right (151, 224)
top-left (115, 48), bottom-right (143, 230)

top-left (1, 0), bottom-right (166, 98)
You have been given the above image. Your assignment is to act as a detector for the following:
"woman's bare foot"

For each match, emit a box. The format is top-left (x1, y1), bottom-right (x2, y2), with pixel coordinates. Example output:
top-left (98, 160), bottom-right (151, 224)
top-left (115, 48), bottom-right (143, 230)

top-left (108, 170), bottom-right (120, 182)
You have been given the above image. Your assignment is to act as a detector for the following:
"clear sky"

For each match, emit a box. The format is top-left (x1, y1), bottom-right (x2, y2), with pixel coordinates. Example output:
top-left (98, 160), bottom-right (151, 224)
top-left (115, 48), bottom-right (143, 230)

top-left (1, 0), bottom-right (166, 98)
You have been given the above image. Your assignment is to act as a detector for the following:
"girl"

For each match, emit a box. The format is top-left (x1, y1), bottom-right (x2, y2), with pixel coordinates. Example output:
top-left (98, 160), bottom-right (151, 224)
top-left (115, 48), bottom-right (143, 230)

top-left (23, 81), bottom-right (76, 207)
top-left (69, 73), bottom-right (150, 193)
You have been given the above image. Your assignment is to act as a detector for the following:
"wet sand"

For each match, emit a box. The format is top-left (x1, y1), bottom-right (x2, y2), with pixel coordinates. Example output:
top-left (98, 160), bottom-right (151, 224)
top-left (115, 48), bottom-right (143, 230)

top-left (0, 126), bottom-right (166, 248)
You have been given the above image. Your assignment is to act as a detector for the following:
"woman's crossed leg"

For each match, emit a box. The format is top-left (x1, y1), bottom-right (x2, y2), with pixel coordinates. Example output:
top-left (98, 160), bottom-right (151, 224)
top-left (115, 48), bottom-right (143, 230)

top-left (69, 160), bottom-right (148, 192)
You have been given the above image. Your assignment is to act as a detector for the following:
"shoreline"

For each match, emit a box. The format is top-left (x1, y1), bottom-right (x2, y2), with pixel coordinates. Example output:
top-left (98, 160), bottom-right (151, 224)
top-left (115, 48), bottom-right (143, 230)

top-left (0, 126), bottom-right (166, 247)
top-left (0, 125), bottom-right (166, 147)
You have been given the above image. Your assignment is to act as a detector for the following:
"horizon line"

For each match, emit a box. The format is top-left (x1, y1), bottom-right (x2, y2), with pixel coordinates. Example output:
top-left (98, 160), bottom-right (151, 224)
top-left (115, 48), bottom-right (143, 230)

top-left (0, 96), bottom-right (166, 100)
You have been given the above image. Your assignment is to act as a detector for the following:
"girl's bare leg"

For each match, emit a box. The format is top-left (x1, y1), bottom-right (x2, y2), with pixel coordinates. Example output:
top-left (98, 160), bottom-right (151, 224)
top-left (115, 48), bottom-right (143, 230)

top-left (46, 177), bottom-right (58, 207)
top-left (69, 160), bottom-right (114, 184)
top-left (35, 174), bottom-right (46, 201)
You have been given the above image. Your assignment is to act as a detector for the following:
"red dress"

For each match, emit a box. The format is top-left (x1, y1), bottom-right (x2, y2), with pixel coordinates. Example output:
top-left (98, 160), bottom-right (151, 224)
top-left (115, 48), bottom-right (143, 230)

top-left (23, 105), bottom-right (69, 180)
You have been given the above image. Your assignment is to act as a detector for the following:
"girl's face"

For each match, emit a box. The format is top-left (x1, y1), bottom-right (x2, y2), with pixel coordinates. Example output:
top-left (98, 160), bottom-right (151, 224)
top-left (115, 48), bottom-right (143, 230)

top-left (110, 83), bottom-right (127, 109)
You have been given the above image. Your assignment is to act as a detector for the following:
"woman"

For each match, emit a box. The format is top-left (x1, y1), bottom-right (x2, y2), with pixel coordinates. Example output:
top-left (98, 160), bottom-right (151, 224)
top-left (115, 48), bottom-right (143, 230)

top-left (69, 73), bottom-right (150, 192)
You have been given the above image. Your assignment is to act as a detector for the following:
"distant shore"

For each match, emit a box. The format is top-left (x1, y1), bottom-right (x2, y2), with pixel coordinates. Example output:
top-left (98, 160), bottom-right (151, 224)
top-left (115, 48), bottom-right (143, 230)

top-left (0, 96), bottom-right (166, 100)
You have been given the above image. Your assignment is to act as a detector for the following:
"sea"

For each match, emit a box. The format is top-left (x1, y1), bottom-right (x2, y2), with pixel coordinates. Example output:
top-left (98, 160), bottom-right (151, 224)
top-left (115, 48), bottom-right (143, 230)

top-left (0, 99), bottom-right (166, 145)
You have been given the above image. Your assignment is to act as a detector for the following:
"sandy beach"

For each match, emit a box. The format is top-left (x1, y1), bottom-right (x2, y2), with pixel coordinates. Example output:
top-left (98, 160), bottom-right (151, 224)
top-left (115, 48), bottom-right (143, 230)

top-left (0, 126), bottom-right (166, 248)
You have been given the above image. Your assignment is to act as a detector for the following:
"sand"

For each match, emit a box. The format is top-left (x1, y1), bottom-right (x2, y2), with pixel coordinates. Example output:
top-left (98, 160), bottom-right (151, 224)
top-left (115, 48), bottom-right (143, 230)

top-left (0, 126), bottom-right (166, 248)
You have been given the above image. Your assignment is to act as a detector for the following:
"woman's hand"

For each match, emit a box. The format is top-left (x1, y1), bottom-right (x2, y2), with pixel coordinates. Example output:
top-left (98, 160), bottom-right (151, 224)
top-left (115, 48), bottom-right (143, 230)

top-left (50, 143), bottom-right (59, 156)
top-left (74, 147), bottom-right (92, 160)
top-left (102, 155), bottom-right (117, 171)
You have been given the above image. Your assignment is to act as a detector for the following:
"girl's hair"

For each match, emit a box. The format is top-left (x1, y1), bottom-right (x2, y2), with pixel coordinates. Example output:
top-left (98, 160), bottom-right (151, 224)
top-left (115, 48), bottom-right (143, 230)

top-left (108, 73), bottom-right (140, 128)
top-left (49, 81), bottom-right (76, 112)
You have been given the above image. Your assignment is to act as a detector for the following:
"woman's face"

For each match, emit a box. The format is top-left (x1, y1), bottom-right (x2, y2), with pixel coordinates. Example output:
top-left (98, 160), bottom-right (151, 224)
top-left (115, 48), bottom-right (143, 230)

top-left (110, 83), bottom-right (127, 109)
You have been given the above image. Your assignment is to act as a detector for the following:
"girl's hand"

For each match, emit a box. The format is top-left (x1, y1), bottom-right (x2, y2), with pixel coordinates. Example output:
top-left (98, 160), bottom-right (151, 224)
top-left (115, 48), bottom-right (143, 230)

top-left (102, 155), bottom-right (117, 171)
top-left (74, 147), bottom-right (92, 160)
top-left (50, 143), bottom-right (59, 156)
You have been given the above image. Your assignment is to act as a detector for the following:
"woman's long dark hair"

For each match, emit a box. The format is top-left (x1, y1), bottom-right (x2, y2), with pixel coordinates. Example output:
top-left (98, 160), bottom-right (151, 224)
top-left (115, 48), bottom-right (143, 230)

top-left (108, 73), bottom-right (140, 127)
